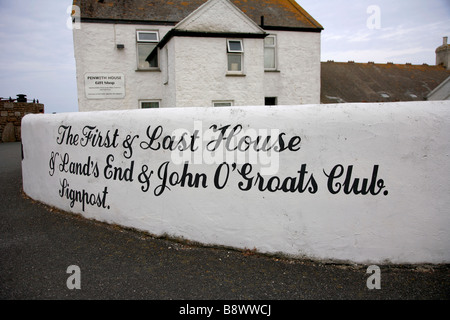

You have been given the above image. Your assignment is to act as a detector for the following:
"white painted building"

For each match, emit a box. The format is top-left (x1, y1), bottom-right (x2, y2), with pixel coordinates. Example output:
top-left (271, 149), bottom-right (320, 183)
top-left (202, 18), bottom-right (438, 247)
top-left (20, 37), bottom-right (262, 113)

top-left (72, 0), bottom-right (322, 111)
top-left (427, 76), bottom-right (450, 100)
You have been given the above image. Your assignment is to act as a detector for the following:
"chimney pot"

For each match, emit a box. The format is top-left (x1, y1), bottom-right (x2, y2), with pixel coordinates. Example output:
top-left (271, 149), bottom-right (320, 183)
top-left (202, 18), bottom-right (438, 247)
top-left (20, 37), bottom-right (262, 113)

top-left (16, 94), bottom-right (27, 102)
top-left (444, 36), bottom-right (448, 45)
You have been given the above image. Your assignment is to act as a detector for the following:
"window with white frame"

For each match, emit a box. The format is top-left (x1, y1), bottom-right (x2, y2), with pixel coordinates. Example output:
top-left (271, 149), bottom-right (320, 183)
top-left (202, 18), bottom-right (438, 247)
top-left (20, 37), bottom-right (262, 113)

top-left (140, 100), bottom-right (160, 109)
top-left (137, 31), bottom-right (159, 70)
top-left (264, 35), bottom-right (277, 70)
top-left (227, 39), bottom-right (243, 72)
top-left (213, 100), bottom-right (233, 107)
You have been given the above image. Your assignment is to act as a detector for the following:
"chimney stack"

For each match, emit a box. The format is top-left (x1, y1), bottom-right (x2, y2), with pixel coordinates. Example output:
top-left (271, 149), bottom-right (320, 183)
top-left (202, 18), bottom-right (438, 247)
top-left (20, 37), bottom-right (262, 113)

top-left (436, 36), bottom-right (449, 69)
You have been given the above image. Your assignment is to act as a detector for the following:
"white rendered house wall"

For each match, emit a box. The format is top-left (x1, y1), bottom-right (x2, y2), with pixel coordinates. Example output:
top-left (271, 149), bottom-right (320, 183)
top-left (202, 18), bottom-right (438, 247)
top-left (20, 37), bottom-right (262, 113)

top-left (263, 30), bottom-right (321, 105)
top-left (73, 23), bottom-right (173, 111)
top-left (73, 23), bottom-right (321, 110)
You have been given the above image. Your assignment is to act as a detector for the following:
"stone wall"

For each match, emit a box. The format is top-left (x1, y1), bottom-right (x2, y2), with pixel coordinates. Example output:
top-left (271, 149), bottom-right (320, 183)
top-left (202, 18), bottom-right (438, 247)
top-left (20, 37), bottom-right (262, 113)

top-left (0, 100), bottom-right (44, 142)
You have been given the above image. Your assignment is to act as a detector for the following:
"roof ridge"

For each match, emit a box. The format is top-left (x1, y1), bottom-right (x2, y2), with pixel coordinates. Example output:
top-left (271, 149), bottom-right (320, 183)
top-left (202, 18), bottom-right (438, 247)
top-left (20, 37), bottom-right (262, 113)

top-left (322, 61), bottom-right (449, 69)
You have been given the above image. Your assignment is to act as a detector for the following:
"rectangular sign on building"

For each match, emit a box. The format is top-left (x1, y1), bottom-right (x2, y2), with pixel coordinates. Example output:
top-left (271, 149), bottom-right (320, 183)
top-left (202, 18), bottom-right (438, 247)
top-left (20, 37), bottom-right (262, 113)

top-left (84, 73), bottom-right (125, 99)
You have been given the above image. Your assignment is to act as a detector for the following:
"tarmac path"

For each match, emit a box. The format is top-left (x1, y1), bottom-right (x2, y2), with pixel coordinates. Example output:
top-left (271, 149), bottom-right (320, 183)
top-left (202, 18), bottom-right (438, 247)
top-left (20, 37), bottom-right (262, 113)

top-left (1, 142), bottom-right (448, 303)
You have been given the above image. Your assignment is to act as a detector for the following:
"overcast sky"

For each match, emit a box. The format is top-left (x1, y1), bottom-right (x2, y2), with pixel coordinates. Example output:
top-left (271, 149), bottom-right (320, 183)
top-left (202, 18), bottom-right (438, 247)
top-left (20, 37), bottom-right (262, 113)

top-left (0, 0), bottom-right (449, 114)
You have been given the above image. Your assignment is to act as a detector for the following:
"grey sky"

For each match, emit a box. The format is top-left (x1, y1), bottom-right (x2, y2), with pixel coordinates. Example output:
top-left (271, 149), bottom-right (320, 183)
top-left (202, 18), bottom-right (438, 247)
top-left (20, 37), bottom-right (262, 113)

top-left (0, 0), bottom-right (449, 114)
top-left (301, 0), bottom-right (450, 64)
top-left (0, 0), bottom-right (76, 114)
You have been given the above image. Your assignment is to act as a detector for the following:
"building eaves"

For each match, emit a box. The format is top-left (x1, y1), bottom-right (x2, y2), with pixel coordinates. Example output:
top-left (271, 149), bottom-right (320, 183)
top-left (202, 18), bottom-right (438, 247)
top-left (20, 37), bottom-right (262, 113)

top-left (157, 30), bottom-right (267, 50)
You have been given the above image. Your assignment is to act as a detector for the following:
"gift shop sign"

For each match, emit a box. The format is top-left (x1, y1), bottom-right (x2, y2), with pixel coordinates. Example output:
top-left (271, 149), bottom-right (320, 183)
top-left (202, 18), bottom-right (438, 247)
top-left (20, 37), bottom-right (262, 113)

top-left (84, 73), bottom-right (125, 99)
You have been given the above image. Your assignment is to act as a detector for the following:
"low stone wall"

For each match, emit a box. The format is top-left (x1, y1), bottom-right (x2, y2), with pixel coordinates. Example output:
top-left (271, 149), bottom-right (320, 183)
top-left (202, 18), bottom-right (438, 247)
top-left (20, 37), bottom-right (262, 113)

top-left (21, 101), bottom-right (450, 264)
top-left (0, 101), bottom-right (44, 142)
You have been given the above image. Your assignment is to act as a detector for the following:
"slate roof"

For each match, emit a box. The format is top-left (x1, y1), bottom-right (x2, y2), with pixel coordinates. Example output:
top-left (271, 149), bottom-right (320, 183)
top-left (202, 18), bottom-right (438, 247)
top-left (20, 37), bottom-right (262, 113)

top-left (72, 0), bottom-right (323, 31)
top-left (321, 61), bottom-right (450, 104)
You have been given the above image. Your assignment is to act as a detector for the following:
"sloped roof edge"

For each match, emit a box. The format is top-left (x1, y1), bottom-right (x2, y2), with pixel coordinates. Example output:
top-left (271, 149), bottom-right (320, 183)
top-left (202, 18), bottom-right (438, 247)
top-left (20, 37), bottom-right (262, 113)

top-left (286, 0), bottom-right (323, 30)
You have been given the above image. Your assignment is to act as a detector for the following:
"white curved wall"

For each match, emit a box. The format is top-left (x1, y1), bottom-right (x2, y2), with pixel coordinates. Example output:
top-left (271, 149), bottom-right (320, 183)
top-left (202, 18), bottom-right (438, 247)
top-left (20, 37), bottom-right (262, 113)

top-left (21, 101), bottom-right (450, 264)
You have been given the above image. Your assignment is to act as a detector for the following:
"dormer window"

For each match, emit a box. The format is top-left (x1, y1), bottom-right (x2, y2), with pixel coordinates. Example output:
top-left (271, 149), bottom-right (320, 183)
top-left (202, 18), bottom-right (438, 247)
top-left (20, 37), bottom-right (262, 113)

top-left (227, 39), bottom-right (243, 72)
top-left (137, 31), bottom-right (159, 70)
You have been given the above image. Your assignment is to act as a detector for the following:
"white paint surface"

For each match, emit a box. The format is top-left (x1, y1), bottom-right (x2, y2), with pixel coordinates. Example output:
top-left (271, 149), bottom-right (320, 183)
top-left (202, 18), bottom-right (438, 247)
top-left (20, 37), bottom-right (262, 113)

top-left (175, 0), bottom-right (264, 34)
top-left (21, 101), bottom-right (450, 264)
top-left (72, 0), bottom-right (321, 111)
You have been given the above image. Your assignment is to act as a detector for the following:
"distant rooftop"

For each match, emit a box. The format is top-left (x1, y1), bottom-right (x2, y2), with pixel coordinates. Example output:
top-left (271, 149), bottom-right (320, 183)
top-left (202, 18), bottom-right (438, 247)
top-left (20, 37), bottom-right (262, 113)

top-left (321, 61), bottom-right (450, 104)
top-left (72, 0), bottom-right (323, 31)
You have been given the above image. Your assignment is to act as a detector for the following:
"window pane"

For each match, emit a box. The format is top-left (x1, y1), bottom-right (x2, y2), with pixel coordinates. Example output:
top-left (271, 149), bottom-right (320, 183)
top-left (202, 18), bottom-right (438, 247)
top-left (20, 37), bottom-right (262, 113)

top-left (138, 31), bottom-right (158, 42)
top-left (214, 102), bottom-right (232, 107)
top-left (228, 40), bottom-right (243, 52)
top-left (264, 47), bottom-right (275, 69)
top-left (228, 54), bottom-right (242, 71)
top-left (264, 36), bottom-right (275, 46)
top-left (141, 102), bottom-right (159, 108)
top-left (138, 43), bottom-right (158, 69)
